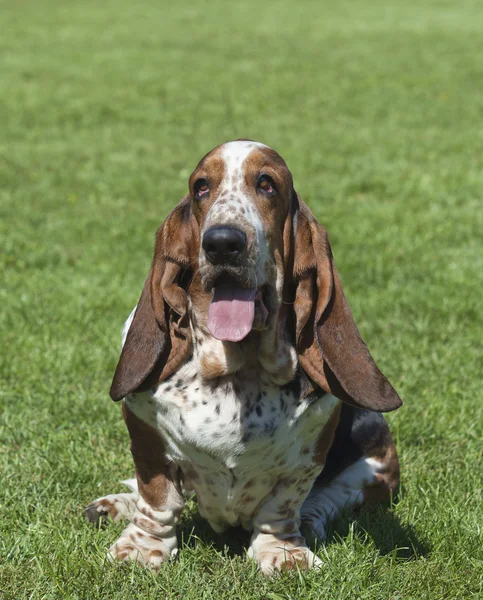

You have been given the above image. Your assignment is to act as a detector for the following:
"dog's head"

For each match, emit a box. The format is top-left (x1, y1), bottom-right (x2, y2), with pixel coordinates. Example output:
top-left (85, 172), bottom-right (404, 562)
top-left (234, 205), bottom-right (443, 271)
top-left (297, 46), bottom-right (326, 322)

top-left (110, 140), bottom-right (401, 413)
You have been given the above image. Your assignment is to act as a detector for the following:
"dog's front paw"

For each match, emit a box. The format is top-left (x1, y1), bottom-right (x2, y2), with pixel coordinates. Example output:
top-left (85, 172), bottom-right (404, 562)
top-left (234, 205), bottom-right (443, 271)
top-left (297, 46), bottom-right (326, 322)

top-left (85, 493), bottom-right (137, 526)
top-left (249, 532), bottom-right (322, 576)
top-left (108, 523), bottom-right (177, 571)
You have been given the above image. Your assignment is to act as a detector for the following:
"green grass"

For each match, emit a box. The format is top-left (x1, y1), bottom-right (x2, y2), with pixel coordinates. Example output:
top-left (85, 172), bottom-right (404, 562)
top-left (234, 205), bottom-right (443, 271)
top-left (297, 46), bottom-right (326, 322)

top-left (1, 0), bottom-right (482, 597)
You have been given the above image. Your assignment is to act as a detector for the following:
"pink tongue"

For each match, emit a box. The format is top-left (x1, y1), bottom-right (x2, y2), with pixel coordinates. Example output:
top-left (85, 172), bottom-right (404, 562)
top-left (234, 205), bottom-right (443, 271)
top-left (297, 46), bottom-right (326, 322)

top-left (207, 284), bottom-right (256, 342)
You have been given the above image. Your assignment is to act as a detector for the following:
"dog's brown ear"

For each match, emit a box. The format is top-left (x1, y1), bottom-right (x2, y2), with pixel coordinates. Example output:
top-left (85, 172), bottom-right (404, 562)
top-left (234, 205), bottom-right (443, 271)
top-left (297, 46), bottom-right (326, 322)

top-left (110, 197), bottom-right (197, 401)
top-left (292, 196), bottom-right (402, 412)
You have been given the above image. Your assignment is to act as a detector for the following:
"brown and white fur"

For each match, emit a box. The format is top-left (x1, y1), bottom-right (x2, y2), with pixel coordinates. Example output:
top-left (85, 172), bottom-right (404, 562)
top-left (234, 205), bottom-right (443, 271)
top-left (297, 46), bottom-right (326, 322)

top-left (85, 140), bottom-right (401, 575)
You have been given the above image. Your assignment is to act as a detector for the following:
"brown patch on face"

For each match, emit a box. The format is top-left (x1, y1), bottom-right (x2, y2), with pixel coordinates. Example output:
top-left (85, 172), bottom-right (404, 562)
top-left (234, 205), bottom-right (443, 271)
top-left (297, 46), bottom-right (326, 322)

top-left (313, 401), bottom-right (342, 465)
top-left (123, 403), bottom-right (181, 509)
top-left (241, 148), bottom-right (294, 302)
top-left (363, 440), bottom-right (400, 505)
top-left (189, 151), bottom-right (226, 223)
top-left (241, 146), bottom-right (293, 226)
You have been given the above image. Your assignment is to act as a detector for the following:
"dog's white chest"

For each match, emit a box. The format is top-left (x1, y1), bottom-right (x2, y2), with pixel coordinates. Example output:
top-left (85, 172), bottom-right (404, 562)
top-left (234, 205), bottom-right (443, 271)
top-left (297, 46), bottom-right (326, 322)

top-left (126, 359), bottom-right (338, 531)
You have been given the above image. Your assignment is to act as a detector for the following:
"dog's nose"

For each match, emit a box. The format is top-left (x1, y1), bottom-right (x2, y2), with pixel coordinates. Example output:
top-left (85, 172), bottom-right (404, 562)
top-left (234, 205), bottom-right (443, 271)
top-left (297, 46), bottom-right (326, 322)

top-left (202, 226), bottom-right (247, 265)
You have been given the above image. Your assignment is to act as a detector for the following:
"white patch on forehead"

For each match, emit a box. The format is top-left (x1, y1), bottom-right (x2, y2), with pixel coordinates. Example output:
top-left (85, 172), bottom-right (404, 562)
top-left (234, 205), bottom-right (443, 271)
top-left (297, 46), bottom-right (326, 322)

top-left (201, 140), bottom-right (273, 289)
top-left (203, 140), bottom-right (269, 225)
top-left (221, 141), bottom-right (268, 185)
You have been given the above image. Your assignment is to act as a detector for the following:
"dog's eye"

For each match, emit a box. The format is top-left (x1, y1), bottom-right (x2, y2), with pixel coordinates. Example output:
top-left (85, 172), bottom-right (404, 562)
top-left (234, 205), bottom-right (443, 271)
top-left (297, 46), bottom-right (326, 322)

top-left (257, 175), bottom-right (274, 194)
top-left (195, 179), bottom-right (209, 198)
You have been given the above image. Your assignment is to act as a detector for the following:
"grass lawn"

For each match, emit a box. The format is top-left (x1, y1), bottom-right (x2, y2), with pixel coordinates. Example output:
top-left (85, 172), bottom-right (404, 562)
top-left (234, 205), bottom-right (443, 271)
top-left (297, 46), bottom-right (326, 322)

top-left (1, 0), bottom-right (482, 597)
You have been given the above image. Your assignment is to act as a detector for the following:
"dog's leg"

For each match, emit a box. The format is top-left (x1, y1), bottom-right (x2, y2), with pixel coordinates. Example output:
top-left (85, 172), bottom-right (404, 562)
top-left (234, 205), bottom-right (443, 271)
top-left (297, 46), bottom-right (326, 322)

top-left (106, 404), bottom-right (185, 571)
top-left (300, 407), bottom-right (399, 545)
top-left (248, 465), bottom-right (323, 576)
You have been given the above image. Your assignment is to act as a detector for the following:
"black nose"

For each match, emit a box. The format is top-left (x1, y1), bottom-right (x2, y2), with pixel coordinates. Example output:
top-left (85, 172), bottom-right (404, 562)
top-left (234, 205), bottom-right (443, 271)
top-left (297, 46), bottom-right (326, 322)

top-left (202, 226), bottom-right (247, 265)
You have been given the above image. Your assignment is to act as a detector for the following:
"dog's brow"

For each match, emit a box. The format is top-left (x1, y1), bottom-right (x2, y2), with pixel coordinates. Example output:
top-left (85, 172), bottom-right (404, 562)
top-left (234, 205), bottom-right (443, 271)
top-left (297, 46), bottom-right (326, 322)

top-left (220, 141), bottom-right (267, 189)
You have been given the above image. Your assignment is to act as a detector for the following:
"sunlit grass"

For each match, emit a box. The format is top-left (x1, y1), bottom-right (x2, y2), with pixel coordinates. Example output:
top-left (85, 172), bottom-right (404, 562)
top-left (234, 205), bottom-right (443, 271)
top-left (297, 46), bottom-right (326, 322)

top-left (1, 0), bottom-right (482, 597)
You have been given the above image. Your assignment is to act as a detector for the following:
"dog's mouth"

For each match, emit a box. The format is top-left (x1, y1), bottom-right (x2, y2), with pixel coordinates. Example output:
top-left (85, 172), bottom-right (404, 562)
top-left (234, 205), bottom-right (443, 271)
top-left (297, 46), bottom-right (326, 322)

top-left (207, 274), bottom-right (269, 342)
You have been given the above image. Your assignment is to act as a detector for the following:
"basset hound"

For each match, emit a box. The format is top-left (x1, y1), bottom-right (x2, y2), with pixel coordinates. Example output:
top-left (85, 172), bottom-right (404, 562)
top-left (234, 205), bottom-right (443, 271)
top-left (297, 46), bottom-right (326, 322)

top-left (85, 140), bottom-right (402, 575)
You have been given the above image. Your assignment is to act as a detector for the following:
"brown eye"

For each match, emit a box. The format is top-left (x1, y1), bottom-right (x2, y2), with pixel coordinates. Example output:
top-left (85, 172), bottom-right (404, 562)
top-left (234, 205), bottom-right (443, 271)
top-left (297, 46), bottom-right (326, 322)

top-left (195, 179), bottom-right (209, 198)
top-left (258, 175), bottom-right (274, 194)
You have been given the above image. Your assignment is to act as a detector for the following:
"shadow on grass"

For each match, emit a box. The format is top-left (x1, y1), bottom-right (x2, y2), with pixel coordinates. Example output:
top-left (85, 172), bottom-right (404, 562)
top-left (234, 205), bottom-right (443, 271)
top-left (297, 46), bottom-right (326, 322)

top-left (177, 511), bottom-right (251, 559)
top-left (325, 505), bottom-right (430, 559)
top-left (177, 503), bottom-right (430, 561)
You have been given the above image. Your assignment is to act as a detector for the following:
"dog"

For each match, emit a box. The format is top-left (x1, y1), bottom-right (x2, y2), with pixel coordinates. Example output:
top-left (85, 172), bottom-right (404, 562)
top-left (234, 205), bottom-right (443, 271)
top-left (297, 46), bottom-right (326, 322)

top-left (85, 140), bottom-right (401, 575)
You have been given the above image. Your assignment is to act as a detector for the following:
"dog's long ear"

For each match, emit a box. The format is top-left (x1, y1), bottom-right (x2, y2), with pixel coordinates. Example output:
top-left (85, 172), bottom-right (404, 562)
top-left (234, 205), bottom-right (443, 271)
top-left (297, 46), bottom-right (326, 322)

top-left (110, 196), bottom-right (198, 401)
top-left (292, 195), bottom-right (402, 412)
